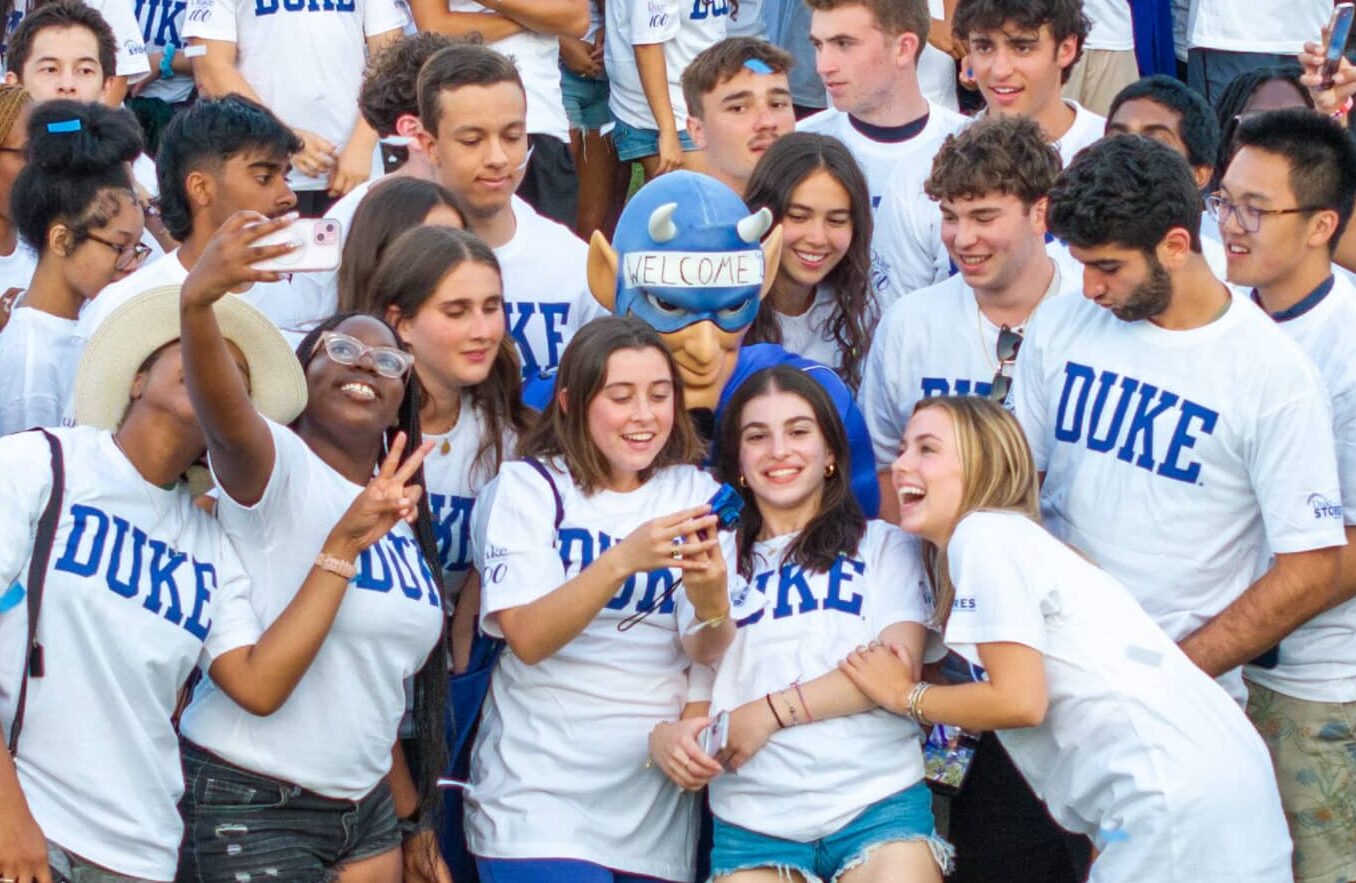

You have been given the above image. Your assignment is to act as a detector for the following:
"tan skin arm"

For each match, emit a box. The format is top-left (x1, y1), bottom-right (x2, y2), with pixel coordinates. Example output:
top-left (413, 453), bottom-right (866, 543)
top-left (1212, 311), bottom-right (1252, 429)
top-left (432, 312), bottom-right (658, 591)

top-left (406, 0), bottom-right (526, 42)
top-left (0, 745), bottom-right (50, 883)
top-left (634, 42), bottom-right (683, 176)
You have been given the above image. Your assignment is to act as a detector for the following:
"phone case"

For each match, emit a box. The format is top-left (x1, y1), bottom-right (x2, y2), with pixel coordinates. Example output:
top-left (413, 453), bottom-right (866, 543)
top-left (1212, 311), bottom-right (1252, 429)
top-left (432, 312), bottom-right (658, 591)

top-left (251, 218), bottom-right (343, 273)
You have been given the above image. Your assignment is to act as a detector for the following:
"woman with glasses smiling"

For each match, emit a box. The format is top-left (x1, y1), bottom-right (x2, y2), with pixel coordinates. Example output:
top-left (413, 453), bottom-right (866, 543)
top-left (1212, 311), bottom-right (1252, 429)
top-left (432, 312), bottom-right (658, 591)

top-left (0, 99), bottom-right (146, 436)
top-left (174, 212), bottom-right (451, 883)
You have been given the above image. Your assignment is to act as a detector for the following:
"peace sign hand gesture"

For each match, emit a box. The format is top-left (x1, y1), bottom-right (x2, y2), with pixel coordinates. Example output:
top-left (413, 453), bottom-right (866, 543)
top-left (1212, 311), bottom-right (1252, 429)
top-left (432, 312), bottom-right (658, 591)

top-left (325, 433), bottom-right (434, 561)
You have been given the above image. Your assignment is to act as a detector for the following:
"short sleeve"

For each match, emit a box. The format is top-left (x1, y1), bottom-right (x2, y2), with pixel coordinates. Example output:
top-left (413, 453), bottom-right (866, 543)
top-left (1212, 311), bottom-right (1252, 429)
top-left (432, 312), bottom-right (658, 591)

top-left (182, 0), bottom-right (240, 43)
top-left (1012, 310), bottom-right (1052, 471)
top-left (93, 0), bottom-right (151, 78)
top-left (201, 539), bottom-right (262, 663)
top-left (858, 316), bottom-right (907, 471)
top-left (941, 513), bottom-right (1049, 654)
top-left (1331, 387), bottom-right (1356, 524)
top-left (1249, 381), bottom-right (1347, 554)
top-left (475, 462), bottom-right (568, 638)
top-left (867, 524), bottom-right (933, 635)
top-left (362, 0), bottom-right (409, 38)
top-left (209, 419), bottom-right (307, 532)
top-left (628, 0), bottom-right (680, 45)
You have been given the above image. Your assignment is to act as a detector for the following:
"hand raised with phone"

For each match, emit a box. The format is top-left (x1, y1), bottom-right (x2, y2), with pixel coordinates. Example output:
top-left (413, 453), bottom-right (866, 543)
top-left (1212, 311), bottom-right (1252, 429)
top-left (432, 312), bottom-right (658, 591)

top-left (179, 211), bottom-right (299, 310)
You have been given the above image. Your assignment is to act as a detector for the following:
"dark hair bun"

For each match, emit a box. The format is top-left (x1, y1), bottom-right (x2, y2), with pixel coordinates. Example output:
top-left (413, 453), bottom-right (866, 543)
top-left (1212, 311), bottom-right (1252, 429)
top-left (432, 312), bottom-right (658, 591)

top-left (28, 99), bottom-right (143, 175)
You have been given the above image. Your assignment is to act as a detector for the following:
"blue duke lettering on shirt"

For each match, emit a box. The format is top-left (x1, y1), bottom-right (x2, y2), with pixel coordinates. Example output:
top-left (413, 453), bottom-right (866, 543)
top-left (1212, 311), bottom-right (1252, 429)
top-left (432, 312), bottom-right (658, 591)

top-left (689, 0), bottom-right (729, 20)
top-left (505, 302), bottom-right (570, 379)
top-left (53, 504), bottom-right (216, 640)
top-left (559, 527), bottom-right (677, 615)
top-left (135, 0), bottom-right (186, 47)
top-left (430, 492), bottom-right (475, 575)
top-left (254, 0), bottom-right (355, 15)
top-left (1053, 360), bottom-right (1220, 484)
top-left (922, 377), bottom-right (993, 400)
top-left (353, 532), bottom-right (441, 606)
top-left (736, 556), bottom-right (866, 627)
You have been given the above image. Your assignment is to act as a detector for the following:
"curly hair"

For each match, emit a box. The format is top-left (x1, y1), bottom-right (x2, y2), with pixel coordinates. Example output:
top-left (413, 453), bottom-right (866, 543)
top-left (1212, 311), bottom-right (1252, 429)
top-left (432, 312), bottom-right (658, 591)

top-left (925, 115), bottom-right (1061, 206)
top-left (360, 32), bottom-right (464, 137)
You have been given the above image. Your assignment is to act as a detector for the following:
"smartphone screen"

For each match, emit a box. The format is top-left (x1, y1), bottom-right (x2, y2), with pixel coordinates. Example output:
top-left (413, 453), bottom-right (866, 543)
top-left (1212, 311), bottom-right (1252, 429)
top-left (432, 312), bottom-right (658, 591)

top-left (1325, 3), bottom-right (1355, 85)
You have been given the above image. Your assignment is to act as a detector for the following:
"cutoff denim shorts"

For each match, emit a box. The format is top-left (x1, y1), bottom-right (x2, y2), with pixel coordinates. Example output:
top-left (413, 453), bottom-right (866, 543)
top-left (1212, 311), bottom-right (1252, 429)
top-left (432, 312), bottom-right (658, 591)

top-left (560, 65), bottom-right (612, 131)
top-left (609, 114), bottom-right (698, 162)
top-left (176, 741), bottom-right (401, 883)
top-left (709, 780), bottom-right (953, 882)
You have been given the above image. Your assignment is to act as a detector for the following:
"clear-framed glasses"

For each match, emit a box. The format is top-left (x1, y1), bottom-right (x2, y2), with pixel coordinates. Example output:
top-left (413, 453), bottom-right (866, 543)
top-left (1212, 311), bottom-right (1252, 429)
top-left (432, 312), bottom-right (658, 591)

top-left (988, 325), bottom-right (1023, 403)
top-left (318, 330), bottom-right (414, 379)
top-left (1205, 193), bottom-right (1324, 234)
top-left (84, 232), bottom-right (153, 272)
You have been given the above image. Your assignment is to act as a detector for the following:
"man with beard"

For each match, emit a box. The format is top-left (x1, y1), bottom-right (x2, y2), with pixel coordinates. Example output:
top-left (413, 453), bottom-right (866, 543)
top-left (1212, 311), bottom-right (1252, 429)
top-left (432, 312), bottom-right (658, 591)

top-left (1012, 134), bottom-right (1345, 715)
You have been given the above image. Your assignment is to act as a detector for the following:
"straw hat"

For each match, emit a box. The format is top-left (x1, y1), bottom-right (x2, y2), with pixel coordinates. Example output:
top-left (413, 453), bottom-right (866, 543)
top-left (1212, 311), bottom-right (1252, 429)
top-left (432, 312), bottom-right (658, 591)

top-left (74, 285), bottom-right (308, 430)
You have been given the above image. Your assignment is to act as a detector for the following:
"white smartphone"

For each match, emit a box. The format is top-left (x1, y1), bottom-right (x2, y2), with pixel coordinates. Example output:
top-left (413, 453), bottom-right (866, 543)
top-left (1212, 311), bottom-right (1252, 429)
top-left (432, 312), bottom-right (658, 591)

top-left (250, 217), bottom-right (343, 273)
top-left (702, 711), bottom-right (729, 757)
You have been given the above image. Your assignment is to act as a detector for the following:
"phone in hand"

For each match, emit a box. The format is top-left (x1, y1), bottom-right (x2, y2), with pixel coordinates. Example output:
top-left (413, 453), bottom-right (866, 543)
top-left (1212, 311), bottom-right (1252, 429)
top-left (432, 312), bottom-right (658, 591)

top-left (708, 484), bottom-right (744, 531)
top-left (702, 711), bottom-right (729, 756)
top-left (1323, 3), bottom-right (1355, 89)
top-left (250, 217), bottom-right (343, 273)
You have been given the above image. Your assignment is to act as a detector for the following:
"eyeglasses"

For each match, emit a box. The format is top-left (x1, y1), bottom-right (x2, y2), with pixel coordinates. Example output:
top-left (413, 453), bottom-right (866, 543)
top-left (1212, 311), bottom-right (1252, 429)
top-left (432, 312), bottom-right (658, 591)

top-left (988, 325), bottom-right (1023, 403)
top-left (84, 232), bottom-right (153, 271)
top-left (1205, 193), bottom-right (1324, 234)
top-left (319, 330), bottom-right (414, 379)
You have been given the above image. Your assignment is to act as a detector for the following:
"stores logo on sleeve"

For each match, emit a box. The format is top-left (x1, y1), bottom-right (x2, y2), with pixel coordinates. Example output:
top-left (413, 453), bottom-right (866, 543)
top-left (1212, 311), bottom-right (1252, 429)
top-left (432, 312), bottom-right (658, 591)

top-left (1307, 493), bottom-right (1344, 520)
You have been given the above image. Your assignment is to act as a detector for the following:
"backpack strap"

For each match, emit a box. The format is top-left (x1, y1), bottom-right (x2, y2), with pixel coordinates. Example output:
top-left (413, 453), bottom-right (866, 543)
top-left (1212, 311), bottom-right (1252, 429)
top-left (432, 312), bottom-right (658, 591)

top-left (9, 429), bottom-right (64, 755)
top-left (521, 457), bottom-right (564, 534)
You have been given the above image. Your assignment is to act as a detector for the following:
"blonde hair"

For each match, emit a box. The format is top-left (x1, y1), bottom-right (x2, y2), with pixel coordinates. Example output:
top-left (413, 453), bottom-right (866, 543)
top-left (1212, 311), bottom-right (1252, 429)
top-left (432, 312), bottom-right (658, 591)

top-left (913, 396), bottom-right (1041, 627)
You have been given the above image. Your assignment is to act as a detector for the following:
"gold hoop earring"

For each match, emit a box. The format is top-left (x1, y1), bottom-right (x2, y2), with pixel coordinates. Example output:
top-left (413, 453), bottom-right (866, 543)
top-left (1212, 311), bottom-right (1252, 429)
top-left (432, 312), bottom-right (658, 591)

top-left (825, 463), bottom-right (836, 478)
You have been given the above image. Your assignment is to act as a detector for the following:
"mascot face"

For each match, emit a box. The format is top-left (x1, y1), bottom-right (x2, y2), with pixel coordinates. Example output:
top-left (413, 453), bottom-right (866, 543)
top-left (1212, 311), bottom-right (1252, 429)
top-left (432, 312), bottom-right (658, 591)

top-left (588, 171), bottom-right (782, 409)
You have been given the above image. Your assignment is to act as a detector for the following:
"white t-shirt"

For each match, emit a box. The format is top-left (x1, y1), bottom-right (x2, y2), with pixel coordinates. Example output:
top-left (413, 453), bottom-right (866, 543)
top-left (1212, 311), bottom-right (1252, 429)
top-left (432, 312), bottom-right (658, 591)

top-left (1082, 0), bottom-right (1135, 51)
top-left (497, 195), bottom-right (608, 378)
top-left (0, 427), bottom-right (255, 880)
top-left (180, 420), bottom-right (445, 799)
top-left (422, 392), bottom-right (516, 600)
top-left (2, 0), bottom-right (152, 78)
top-left (605, 0), bottom-right (726, 130)
top-left (182, 0), bottom-right (408, 191)
top-left (0, 306), bottom-right (78, 436)
top-left (917, 43), bottom-right (959, 112)
top-left (135, 0), bottom-right (196, 102)
top-left (1012, 292), bottom-right (1346, 700)
top-left (446, 0), bottom-right (568, 141)
top-left (1050, 101), bottom-right (1106, 167)
top-left (708, 521), bottom-right (931, 842)
top-left (944, 511), bottom-right (1292, 879)
top-left (858, 261), bottom-right (1078, 471)
top-left (1245, 274), bottom-right (1356, 703)
top-left (769, 285), bottom-right (853, 371)
top-left (74, 249), bottom-right (333, 345)
top-left (1188, 0), bottom-right (1330, 54)
top-left (0, 239), bottom-right (36, 294)
top-left (468, 458), bottom-right (731, 881)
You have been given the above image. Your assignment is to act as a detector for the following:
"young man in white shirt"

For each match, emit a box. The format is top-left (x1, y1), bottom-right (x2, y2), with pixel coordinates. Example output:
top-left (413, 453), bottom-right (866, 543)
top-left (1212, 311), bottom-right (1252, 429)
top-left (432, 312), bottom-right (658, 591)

top-left (799, 0), bottom-right (965, 209)
top-left (2, 0), bottom-right (149, 103)
top-left (1215, 108), bottom-right (1356, 883)
top-left (681, 37), bottom-right (795, 198)
top-left (184, 0), bottom-right (406, 215)
top-left (1185, 0), bottom-right (1330, 104)
top-left (407, 0), bottom-right (586, 227)
top-left (416, 43), bottom-right (605, 380)
top-left (864, 114), bottom-right (1092, 883)
top-left (73, 95), bottom-right (315, 345)
top-left (1018, 133), bottom-right (1344, 701)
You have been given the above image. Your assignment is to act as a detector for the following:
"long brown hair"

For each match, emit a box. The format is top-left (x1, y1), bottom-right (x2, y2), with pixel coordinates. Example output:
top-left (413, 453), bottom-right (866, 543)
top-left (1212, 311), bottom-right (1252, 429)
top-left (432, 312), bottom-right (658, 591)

top-left (715, 365), bottom-right (865, 579)
top-left (360, 224), bottom-right (530, 482)
top-left (744, 132), bottom-right (873, 390)
top-left (912, 396), bottom-right (1040, 627)
top-left (518, 316), bottom-right (704, 494)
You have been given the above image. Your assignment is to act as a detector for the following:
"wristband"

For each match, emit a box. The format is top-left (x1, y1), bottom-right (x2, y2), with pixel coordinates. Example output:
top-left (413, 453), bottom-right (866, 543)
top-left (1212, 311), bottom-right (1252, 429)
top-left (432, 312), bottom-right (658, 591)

top-left (1333, 96), bottom-right (1354, 120)
top-left (159, 42), bottom-right (178, 80)
top-left (314, 552), bottom-right (357, 579)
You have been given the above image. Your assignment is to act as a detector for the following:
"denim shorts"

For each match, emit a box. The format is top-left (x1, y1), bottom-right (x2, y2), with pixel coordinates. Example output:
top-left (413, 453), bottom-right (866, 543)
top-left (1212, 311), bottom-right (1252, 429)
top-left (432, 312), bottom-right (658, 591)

top-left (610, 114), bottom-right (698, 162)
top-left (709, 781), bottom-right (953, 883)
top-left (561, 65), bottom-right (612, 131)
top-left (176, 741), bottom-right (402, 883)
top-left (46, 841), bottom-right (155, 883)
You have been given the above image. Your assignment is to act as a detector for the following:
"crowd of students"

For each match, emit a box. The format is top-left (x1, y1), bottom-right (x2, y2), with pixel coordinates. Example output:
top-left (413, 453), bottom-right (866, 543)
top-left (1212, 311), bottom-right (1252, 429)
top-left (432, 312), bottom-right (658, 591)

top-left (1, 0), bottom-right (1355, 881)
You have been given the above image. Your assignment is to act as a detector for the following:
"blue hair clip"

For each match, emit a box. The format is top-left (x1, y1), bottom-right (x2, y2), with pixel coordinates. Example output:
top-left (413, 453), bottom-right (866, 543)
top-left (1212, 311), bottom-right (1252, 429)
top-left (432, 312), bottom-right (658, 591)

top-left (743, 58), bottom-right (774, 75)
top-left (46, 118), bottom-right (81, 133)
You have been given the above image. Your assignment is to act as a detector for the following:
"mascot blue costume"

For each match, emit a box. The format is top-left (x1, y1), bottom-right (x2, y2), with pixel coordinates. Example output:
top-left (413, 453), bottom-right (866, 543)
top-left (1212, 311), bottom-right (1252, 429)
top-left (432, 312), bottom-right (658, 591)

top-left (575, 170), bottom-right (879, 517)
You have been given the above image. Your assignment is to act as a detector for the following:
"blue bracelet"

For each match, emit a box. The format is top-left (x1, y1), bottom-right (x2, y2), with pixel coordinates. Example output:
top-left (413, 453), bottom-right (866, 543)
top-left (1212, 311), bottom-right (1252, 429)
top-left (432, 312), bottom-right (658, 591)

top-left (159, 42), bottom-right (178, 79)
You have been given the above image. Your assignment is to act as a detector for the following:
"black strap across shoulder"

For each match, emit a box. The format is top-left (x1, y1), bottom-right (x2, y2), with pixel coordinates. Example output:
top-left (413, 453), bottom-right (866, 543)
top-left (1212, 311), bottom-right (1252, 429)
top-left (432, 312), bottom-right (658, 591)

top-left (521, 457), bottom-right (564, 534)
top-left (8, 428), bottom-right (64, 755)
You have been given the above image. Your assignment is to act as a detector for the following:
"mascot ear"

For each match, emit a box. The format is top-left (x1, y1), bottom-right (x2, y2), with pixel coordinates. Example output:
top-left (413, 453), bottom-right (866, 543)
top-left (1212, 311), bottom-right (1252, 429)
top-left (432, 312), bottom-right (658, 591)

top-left (759, 224), bottom-right (784, 302)
top-left (588, 230), bottom-right (619, 313)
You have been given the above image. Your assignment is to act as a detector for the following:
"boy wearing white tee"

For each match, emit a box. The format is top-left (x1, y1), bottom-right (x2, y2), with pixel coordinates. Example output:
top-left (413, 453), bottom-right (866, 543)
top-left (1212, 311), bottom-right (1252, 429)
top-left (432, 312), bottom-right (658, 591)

top-left (1216, 108), bottom-right (1356, 883)
top-left (416, 43), bottom-right (605, 380)
top-left (861, 116), bottom-right (1077, 524)
top-left (2, 0), bottom-right (149, 102)
top-left (407, 0), bottom-right (586, 226)
top-left (184, 0), bottom-right (406, 215)
top-left (1015, 135), bottom-right (1345, 702)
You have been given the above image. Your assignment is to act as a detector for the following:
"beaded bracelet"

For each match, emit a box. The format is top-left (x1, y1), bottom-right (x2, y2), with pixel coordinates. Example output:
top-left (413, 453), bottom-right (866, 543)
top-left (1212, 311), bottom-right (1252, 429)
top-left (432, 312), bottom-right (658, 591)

top-left (906, 682), bottom-right (933, 727)
top-left (782, 688), bottom-right (802, 726)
